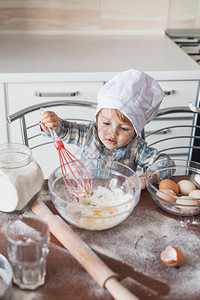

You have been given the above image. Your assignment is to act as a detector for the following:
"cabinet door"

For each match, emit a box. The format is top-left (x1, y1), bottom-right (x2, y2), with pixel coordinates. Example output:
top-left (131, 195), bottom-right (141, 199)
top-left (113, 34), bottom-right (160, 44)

top-left (6, 82), bottom-right (103, 115)
top-left (145, 119), bottom-right (194, 159)
top-left (158, 80), bottom-right (198, 109)
top-left (145, 80), bottom-right (199, 160)
top-left (6, 81), bottom-right (102, 178)
top-left (0, 84), bottom-right (7, 144)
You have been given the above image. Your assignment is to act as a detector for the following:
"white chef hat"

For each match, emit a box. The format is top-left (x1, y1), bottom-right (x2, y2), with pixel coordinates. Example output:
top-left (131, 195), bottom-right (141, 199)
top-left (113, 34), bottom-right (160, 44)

top-left (95, 69), bottom-right (165, 136)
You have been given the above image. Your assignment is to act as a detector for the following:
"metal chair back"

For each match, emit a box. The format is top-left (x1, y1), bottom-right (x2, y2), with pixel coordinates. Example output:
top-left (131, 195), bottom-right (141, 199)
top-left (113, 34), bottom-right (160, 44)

top-left (143, 106), bottom-right (200, 163)
top-left (7, 100), bottom-right (97, 149)
top-left (7, 100), bottom-right (97, 178)
top-left (7, 102), bottom-right (200, 174)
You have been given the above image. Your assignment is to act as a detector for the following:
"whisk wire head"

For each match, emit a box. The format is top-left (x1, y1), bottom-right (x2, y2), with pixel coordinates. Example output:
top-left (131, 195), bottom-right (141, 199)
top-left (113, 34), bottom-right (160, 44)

top-left (58, 146), bottom-right (93, 196)
top-left (41, 109), bottom-right (93, 197)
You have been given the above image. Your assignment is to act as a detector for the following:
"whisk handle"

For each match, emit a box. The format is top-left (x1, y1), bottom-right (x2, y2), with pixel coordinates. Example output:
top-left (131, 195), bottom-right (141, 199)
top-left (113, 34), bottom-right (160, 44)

top-left (54, 140), bottom-right (64, 150)
top-left (48, 127), bottom-right (60, 143)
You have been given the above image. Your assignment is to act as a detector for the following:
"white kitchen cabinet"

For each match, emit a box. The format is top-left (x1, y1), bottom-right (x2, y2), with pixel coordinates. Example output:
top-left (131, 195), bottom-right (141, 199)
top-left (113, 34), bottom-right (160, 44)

top-left (145, 80), bottom-right (199, 160)
top-left (6, 82), bottom-right (103, 115)
top-left (6, 81), bottom-right (102, 178)
top-left (145, 119), bottom-right (194, 159)
top-left (6, 81), bottom-right (102, 140)
top-left (158, 80), bottom-right (199, 109)
top-left (0, 84), bottom-right (7, 144)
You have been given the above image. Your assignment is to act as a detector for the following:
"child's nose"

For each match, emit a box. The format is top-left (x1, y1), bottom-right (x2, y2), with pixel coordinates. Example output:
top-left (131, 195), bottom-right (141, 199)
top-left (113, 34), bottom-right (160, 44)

top-left (110, 126), bottom-right (118, 136)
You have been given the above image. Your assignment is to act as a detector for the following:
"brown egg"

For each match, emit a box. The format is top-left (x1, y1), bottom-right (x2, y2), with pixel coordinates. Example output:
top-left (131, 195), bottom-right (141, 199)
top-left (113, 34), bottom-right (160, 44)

top-left (156, 188), bottom-right (177, 204)
top-left (159, 179), bottom-right (179, 194)
top-left (160, 245), bottom-right (184, 267)
top-left (177, 180), bottom-right (196, 195)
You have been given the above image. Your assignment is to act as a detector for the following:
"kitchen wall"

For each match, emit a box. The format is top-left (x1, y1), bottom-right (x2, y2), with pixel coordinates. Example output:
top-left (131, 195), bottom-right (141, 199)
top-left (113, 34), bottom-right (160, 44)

top-left (0, 0), bottom-right (199, 31)
top-left (167, 0), bottom-right (200, 29)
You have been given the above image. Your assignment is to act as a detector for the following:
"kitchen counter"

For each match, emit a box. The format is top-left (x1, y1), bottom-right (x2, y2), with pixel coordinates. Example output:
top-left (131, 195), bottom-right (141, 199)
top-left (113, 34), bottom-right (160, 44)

top-left (1, 181), bottom-right (200, 300)
top-left (0, 32), bottom-right (200, 82)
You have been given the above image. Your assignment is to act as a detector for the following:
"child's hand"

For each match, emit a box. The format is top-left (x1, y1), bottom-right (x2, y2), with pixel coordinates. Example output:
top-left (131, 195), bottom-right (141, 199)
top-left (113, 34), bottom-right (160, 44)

top-left (139, 173), bottom-right (146, 190)
top-left (40, 111), bottom-right (59, 132)
top-left (130, 173), bottom-right (146, 190)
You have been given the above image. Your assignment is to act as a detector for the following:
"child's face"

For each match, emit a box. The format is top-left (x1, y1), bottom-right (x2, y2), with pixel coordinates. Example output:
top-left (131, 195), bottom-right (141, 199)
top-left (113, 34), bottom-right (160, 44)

top-left (97, 108), bottom-right (136, 150)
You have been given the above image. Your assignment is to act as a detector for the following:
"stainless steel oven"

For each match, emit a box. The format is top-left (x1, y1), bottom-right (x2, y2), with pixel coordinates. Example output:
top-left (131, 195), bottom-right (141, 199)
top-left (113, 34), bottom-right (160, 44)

top-left (165, 29), bottom-right (200, 65)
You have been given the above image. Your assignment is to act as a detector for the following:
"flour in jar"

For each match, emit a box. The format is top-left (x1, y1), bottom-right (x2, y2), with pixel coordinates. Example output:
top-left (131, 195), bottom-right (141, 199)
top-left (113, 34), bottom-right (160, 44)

top-left (0, 161), bottom-right (44, 212)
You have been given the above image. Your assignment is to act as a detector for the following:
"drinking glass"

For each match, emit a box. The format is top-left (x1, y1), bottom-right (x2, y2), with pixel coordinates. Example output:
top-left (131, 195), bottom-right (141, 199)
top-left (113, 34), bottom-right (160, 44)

top-left (5, 216), bottom-right (49, 290)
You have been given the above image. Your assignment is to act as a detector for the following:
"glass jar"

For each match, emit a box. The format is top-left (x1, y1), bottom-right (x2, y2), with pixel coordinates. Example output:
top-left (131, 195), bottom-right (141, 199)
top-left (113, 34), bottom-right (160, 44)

top-left (0, 143), bottom-right (44, 212)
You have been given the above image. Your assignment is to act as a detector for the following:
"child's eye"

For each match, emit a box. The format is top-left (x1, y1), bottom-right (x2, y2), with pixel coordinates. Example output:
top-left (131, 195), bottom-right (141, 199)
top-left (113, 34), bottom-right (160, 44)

top-left (121, 127), bottom-right (129, 131)
top-left (103, 122), bottom-right (110, 125)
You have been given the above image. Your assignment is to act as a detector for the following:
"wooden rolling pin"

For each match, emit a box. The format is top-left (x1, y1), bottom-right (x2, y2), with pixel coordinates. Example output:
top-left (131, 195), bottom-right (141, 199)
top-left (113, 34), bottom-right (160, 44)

top-left (32, 200), bottom-right (139, 300)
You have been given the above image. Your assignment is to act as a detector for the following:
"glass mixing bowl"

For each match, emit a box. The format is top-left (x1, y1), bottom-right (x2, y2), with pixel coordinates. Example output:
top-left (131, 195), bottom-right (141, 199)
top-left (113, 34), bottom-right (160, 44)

top-left (146, 159), bottom-right (200, 216)
top-left (0, 254), bottom-right (12, 298)
top-left (48, 159), bottom-right (141, 230)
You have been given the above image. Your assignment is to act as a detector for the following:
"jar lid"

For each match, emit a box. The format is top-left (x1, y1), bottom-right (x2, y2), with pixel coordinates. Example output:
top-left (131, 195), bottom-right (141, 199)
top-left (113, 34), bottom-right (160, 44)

top-left (0, 143), bottom-right (32, 168)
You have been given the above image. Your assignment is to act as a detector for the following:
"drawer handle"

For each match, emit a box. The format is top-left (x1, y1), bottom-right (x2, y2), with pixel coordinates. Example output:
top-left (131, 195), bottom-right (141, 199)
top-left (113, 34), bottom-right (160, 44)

top-left (35, 91), bottom-right (79, 97)
top-left (164, 90), bottom-right (175, 96)
top-left (146, 129), bottom-right (169, 135)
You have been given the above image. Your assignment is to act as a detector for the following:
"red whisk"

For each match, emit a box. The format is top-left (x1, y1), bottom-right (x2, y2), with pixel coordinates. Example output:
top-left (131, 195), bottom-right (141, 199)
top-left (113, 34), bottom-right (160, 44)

top-left (41, 110), bottom-right (93, 197)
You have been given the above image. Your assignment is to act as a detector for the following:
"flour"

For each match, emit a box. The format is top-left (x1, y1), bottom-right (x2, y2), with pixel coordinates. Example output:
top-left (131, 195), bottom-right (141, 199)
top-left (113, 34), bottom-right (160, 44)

top-left (56, 181), bottom-right (138, 230)
top-left (10, 188), bottom-right (199, 299)
top-left (67, 185), bottom-right (133, 214)
top-left (0, 160), bottom-right (43, 212)
top-left (9, 288), bottom-right (42, 300)
top-left (78, 185), bottom-right (133, 207)
top-left (73, 202), bottom-right (200, 300)
top-left (48, 242), bottom-right (111, 300)
top-left (7, 219), bottom-right (42, 242)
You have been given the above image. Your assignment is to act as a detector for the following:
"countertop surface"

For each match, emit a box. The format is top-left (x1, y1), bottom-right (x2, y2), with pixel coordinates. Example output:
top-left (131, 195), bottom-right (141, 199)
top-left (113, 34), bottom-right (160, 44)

top-left (0, 32), bottom-right (200, 82)
top-left (1, 181), bottom-right (200, 300)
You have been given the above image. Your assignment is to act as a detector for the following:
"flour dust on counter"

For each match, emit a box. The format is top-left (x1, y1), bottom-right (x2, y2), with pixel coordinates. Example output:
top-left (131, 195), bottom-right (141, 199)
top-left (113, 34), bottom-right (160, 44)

top-left (6, 219), bottom-right (42, 240)
top-left (47, 242), bottom-right (112, 300)
top-left (74, 198), bottom-right (200, 300)
top-left (11, 188), bottom-right (200, 300)
top-left (9, 288), bottom-right (42, 300)
top-left (35, 189), bottom-right (200, 299)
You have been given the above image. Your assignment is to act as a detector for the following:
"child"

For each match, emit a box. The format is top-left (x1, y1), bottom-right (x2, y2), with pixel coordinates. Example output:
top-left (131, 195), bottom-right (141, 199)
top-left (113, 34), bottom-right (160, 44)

top-left (40, 69), bottom-right (174, 189)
